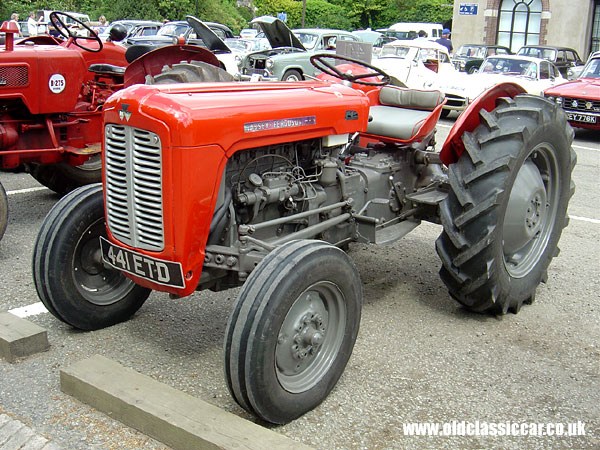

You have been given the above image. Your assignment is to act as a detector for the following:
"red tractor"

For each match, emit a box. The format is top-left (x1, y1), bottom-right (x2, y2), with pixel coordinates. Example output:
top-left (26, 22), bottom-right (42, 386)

top-left (0, 13), bottom-right (231, 241)
top-left (0, 12), bottom-right (127, 241)
top-left (33, 40), bottom-right (576, 423)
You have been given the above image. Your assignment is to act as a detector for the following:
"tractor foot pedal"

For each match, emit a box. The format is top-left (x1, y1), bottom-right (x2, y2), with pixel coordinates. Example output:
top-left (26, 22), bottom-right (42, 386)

top-left (405, 186), bottom-right (448, 205)
top-left (375, 220), bottom-right (420, 245)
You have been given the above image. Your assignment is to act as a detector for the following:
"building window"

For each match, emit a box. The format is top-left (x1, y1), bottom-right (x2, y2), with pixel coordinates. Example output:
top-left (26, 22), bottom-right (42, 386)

top-left (592, 0), bottom-right (600, 53)
top-left (497, 0), bottom-right (542, 52)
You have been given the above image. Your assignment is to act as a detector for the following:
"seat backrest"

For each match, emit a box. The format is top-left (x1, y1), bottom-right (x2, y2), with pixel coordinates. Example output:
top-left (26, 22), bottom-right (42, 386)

top-left (379, 86), bottom-right (443, 111)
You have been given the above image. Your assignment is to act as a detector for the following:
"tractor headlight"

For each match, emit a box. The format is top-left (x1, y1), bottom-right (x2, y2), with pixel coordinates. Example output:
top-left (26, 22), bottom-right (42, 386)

top-left (265, 58), bottom-right (274, 69)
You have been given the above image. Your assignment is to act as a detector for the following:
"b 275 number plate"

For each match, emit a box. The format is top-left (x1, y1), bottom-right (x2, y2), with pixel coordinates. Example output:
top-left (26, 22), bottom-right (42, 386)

top-left (100, 237), bottom-right (185, 288)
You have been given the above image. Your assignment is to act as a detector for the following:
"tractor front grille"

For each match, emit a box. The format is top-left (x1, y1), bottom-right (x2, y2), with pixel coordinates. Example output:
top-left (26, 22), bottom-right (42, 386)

top-left (0, 65), bottom-right (28, 87)
top-left (104, 124), bottom-right (164, 251)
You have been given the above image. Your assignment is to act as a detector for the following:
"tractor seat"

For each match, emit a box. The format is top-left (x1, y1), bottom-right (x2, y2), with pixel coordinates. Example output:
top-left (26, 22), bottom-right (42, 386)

top-left (367, 86), bottom-right (444, 141)
top-left (88, 63), bottom-right (126, 76)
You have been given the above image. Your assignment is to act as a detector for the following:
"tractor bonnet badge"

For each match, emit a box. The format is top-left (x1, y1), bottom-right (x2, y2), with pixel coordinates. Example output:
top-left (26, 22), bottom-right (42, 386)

top-left (119, 104), bottom-right (132, 122)
top-left (48, 74), bottom-right (66, 94)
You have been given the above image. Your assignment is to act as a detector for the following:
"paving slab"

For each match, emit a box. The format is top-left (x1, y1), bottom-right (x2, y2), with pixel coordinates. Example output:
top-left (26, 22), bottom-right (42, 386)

top-left (0, 312), bottom-right (49, 363)
top-left (60, 354), bottom-right (313, 450)
top-left (0, 414), bottom-right (61, 450)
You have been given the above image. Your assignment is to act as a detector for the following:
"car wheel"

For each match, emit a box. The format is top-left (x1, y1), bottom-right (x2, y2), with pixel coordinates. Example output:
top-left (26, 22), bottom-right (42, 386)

top-left (282, 69), bottom-right (303, 82)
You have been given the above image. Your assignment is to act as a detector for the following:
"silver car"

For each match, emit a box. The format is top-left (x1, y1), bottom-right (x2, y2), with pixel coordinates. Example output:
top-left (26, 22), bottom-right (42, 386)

top-left (238, 16), bottom-right (361, 81)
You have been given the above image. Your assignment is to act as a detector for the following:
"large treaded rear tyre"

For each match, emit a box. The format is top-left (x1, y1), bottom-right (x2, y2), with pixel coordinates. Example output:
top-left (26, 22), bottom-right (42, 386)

top-left (28, 155), bottom-right (102, 195)
top-left (0, 182), bottom-right (7, 242)
top-left (224, 240), bottom-right (362, 424)
top-left (32, 183), bottom-right (151, 330)
top-left (436, 95), bottom-right (576, 314)
top-left (148, 61), bottom-right (234, 84)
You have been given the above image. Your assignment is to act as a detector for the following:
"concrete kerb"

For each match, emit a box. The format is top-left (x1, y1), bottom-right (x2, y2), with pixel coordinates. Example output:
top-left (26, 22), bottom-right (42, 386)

top-left (61, 354), bottom-right (313, 450)
top-left (0, 312), bottom-right (50, 363)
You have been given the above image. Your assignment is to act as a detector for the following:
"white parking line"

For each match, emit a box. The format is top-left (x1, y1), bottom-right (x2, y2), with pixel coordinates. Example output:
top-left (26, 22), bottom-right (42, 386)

top-left (8, 302), bottom-right (49, 318)
top-left (570, 215), bottom-right (600, 224)
top-left (6, 186), bottom-right (49, 196)
top-left (573, 144), bottom-right (600, 152)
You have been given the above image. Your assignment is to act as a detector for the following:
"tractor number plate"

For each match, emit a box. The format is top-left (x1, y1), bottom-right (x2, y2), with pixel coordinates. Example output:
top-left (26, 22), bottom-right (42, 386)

top-left (100, 237), bottom-right (185, 288)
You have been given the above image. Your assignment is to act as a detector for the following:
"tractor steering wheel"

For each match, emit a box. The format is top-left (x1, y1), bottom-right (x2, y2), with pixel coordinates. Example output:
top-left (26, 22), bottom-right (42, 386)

top-left (310, 53), bottom-right (390, 86)
top-left (49, 12), bottom-right (103, 53)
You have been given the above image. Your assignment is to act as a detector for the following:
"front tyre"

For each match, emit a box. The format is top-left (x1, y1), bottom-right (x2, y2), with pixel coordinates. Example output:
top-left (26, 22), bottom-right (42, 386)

top-left (436, 95), bottom-right (576, 314)
top-left (224, 240), bottom-right (362, 424)
top-left (32, 183), bottom-right (151, 330)
top-left (0, 182), bottom-right (7, 241)
top-left (28, 155), bottom-right (102, 195)
top-left (282, 69), bottom-right (303, 82)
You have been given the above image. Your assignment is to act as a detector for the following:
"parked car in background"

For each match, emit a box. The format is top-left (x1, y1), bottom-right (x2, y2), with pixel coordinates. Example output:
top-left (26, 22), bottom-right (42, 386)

top-left (124, 17), bottom-right (237, 75)
top-left (126, 20), bottom-right (234, 46)
top-left (238, 16), bottom-right (361, 81)
top-left (239, 28), bottom-right (259, 39)
top-left (516, 45), bottom-right (584, 79)
top-left (373, 39), bottom-right (455, 92)
top-left (99, 20), bottom-right (161, 41)
top-left (36, 10), bottom-right (91, 36)
top-left (568, 51), bottom-right (600, 80)
top-left (438, 54), bottom-right (566, 116)
top-left (544, 53), bottom-right (600, 130)
top-left (351, 29), bottom-right (395, 58)
top-left (386, 22), bottom-right (443, 40)
top-left (452, 44), bottom-right (511, 73)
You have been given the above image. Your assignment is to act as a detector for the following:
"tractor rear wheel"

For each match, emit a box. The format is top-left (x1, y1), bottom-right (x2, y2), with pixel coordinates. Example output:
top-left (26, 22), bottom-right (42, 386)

top-left (28, 154), bottom-right (102, 195)
top-left (224, 240), bottom-right (362, 424)
top-left (32, 183), bottom-right (151, 330)
top-left (147, 61), bottom-right (234, 84)
top-left (0, 182), bottom-right (7, 241)
top-left (436, 95), bottom-right (576, 314)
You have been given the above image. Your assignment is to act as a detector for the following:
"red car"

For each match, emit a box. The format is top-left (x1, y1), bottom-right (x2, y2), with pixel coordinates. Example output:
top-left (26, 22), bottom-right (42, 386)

top-left (544, 54), bottom-right (600, 130)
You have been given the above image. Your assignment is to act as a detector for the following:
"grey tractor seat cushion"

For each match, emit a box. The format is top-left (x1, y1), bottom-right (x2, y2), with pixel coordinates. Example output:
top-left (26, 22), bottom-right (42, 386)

top-left (366, 86), bottom-right (443, 140)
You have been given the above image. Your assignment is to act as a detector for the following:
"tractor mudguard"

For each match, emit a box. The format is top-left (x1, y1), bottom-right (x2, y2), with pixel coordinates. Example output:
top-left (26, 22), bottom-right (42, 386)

top-left (439, 82), bottom-right (526, 166)
top-left (123, 45), bottom-right (221, 87)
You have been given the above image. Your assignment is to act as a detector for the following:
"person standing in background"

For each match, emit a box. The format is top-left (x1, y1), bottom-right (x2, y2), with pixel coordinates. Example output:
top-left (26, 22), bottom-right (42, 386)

top-left (27, 12), bottom-right (40, 37)
top-left (9, 13), bottom-right (23, 37)
top-left (436, 28), bottom-right (453, 54)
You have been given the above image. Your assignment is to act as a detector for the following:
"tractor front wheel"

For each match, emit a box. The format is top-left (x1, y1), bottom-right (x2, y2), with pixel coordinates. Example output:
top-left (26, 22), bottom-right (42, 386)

top-left (28, 155), bottom-right (102, 195)
top-left (0, 182), bottom-right (7, 241)
top-left (32, 183), bottom-right (151, 330)
top-left (224, 240), bottom-right (362, 424)
top-left (436, 95), bottom-right (576, 314)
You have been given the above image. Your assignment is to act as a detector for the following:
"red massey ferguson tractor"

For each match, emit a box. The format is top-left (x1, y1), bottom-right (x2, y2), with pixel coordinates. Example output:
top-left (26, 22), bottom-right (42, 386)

top-left (0, 12), bottom-right (128, 240)
top-left (33, 49), bottom-right (576, 423)
top-left (0, 13), bottom-right (231, 241)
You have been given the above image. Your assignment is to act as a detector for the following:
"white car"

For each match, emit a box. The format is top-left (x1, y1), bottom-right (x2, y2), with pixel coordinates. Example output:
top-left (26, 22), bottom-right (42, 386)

top-left (373, 39), bottom-right (456, 90)
top-left (437, 54), bottom-right (566, 117)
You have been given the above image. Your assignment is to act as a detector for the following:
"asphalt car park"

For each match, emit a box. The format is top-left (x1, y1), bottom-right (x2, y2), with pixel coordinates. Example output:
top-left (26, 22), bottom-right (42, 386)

top-left (0, 118), bottom-right (598, 449)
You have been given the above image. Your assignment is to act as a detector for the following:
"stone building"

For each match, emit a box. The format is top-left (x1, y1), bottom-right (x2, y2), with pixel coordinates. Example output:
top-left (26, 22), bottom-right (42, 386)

top-left (451, 0), bottom-right (598, 59)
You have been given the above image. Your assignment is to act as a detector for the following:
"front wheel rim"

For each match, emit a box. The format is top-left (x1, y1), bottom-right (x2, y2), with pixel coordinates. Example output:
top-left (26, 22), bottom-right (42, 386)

top-left (72, 218), bottom-right (137, 305)
top-left (275, 281), bottom-right (346, 393)
top-left (502, 143), bottom-right (559, 278)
